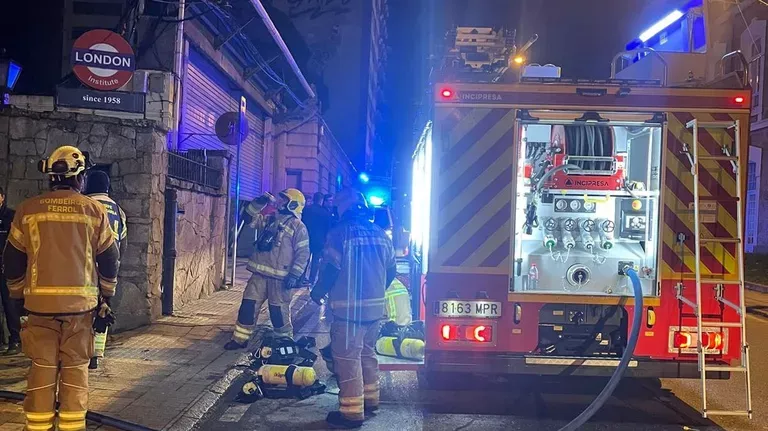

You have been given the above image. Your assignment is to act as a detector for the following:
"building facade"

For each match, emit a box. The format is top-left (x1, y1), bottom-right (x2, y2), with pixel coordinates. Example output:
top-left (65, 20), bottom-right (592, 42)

top-left (2, 0), bottom-right (356, 327)
top-left (712, 0), bottom-right (768, 252)
top-left (269, 0), bottom-right (389, 171)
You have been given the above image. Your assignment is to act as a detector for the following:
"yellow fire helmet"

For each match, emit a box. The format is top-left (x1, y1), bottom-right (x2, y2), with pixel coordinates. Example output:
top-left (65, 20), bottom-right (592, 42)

top-left (335, 187), bottom-right (369, 217)
top-left (279, 188), bottom-right (306, 218)
top-left (38, 145), bottom-right (93, 178)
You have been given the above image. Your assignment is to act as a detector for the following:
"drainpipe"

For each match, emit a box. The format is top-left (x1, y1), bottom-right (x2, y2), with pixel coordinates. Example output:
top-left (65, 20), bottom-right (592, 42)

top-left (162, 188), bottom-right (178, 315)
top-left (221, 154), bottom-right (233, 287)
top-left (248, 0), bottom-right (316, 99)
top-left (171, 0), bottom-right (186, 150)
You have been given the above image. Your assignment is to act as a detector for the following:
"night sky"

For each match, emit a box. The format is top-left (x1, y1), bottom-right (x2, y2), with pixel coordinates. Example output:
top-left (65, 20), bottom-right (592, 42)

top-left (383, 0), bottom-right (674, 179)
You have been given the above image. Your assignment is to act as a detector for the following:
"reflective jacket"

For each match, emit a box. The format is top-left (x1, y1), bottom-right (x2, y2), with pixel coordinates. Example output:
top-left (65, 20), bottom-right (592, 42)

top-left (88, 193), bottom-right (127, 246)
top-left (323, 213), bottom-right (396, 323)
top-left (245, 200), bottom-right (310, 280)
top-left (385, 278), bottom-right (412, 326)
top-left (6, 189), bottom-right (116, 314)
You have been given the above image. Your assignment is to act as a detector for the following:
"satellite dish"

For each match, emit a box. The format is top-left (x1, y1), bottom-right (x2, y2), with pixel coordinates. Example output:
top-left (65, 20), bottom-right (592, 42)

top-left (215, 112), bottom-right (249, 145)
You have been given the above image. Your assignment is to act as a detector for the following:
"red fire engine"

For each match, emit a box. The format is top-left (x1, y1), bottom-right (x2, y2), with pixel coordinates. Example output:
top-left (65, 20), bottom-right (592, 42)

top-left (398, 0), bottom-right (754, 420)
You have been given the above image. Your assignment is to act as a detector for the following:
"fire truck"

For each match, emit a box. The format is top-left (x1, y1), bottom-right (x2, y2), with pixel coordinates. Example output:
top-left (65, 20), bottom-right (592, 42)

top-left (401, 0), bottom-right (754, 420)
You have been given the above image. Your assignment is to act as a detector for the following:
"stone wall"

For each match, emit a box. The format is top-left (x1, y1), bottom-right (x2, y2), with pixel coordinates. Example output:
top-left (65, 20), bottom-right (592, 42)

top-left (167, 171), bottom-right (228, 309)
top-left (0, 107), bottom-right (167, 331)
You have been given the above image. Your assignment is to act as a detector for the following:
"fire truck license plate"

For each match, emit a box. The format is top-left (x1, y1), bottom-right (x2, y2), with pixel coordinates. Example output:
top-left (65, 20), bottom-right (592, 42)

top-left (436, 300), bottom-right (502, 318)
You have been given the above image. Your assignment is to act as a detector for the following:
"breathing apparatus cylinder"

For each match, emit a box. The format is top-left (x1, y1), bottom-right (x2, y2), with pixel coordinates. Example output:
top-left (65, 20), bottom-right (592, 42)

top-left (258, 364), bottom-right (316, 387)
top-left (375, 337), bottom-right (425, 361)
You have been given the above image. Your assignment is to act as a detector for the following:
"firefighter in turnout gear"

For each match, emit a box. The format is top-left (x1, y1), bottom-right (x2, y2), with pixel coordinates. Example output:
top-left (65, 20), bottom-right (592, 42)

top-left (310, 188), bottom-right (397, 429)
top-left (2, 145), bottom-right (120, 431)
top-left (224, 188), bottom-right (310, 350)
top-left (84, 170), bottom-right (127, 370)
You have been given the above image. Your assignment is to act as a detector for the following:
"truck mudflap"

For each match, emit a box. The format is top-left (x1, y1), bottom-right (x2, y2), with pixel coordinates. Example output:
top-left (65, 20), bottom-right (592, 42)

top-left (424, 351), bottom-right (732, 379)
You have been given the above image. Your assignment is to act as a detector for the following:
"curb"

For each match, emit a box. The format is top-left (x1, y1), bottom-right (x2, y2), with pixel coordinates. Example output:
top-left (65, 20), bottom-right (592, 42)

top-left (163, 353), bottom-right (249, 431)
top-left (162, 295), bottom-right (314, 431)
top-left (745, 281), bottom-right (768, 293)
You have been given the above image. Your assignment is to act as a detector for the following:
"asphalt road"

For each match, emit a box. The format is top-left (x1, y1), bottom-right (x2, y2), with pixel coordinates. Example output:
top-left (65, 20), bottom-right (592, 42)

top-left (195, 290), bottom-right (768, 431)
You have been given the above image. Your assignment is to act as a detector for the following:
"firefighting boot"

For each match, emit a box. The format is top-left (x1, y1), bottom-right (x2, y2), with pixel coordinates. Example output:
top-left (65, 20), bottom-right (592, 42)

top-left (326, 411), bottom-right (364, 429)
top-left (89, 357), bottom-right (98, 369)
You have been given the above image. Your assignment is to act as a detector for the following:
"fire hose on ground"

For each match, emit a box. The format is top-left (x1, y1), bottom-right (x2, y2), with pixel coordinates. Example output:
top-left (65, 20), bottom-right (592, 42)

top-left (558, 266), bottom-right (643, 431)
top-left (0, 390), bottom-right (158, 431)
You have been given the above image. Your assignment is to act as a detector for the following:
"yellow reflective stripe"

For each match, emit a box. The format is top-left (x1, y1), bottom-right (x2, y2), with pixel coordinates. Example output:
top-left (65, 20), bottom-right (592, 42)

top-left (10, 224), bottom-right (25, 247)
top-left (32, 362), bottom-right (57, 369)
top-left (249, 263), bottom-right (288, 277)
top-left (7, 277), bottom-right (25, 295)
top-left (24, 286), bottom-right (99, 296)
top-left (25, 412), bottom-right (55, 421)
top-left (27, 383), bottom-right (56, 392)
top-left (295, 239), bottom-right (309, 248)
top-left (58, 411), bottom-right (87, 420)
top-left (99, 277), bottom-right (117, 296)
top-left (58, 420), bottom-right (86, 430)
top-left (234, 325), bottom-right (253, 335)
top-left (23, 212), bottom-right (100, 225)
top-left (339, 396), bottom-right (364, 415)
top-left (331, 298), bottom-right (386, 308)
top-left (94, 331), bottom-right (107, 354)
top-left (25, 423), bottom-right (53, 431)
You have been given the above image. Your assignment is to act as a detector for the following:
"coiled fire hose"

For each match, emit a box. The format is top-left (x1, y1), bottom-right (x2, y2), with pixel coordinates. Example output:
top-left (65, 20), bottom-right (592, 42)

top-left (0, 391), bottom-right (157, 431)
top-left (558, 267), bottom-right (644, 431)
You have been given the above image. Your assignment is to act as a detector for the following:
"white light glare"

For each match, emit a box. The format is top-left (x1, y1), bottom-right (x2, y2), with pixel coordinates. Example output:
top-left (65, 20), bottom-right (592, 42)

top-left (639, 10), bottom-right (684, 42)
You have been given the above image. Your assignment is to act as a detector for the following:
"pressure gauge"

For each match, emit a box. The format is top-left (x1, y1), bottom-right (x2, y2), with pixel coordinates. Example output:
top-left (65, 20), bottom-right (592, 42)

top-left (583, 201), bottom-right (596, 212)
top-left (569, 200), bottom-right (581, 211)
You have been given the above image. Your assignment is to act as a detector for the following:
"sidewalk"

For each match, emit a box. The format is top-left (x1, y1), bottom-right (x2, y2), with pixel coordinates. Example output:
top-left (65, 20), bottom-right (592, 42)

top-left (0, 259), bottom-right (311, 431)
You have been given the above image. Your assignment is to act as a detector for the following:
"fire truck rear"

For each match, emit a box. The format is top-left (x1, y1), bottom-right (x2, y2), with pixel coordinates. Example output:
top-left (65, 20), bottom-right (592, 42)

top-left (406, 3), bottom-right (754, 419)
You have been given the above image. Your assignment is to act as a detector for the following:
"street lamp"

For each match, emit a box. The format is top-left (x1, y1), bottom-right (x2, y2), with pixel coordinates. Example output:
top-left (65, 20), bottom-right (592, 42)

top-left (0, 55), bottom-right (22, 106)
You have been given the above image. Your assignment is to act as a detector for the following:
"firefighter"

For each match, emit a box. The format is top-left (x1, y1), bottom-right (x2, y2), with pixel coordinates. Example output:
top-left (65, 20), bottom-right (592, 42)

top-left (385, 277), bottom-right (412, 327)
top-left (310, 188), bottom-right (396, 429)
top-left (2, 145), bottom-right (119, 431)
top-left (84, 170), bottom-right (127, 370)
top-left (224, 188), bottom-right (310, 349)
top-left (0, 186), bottom-right (22, 355)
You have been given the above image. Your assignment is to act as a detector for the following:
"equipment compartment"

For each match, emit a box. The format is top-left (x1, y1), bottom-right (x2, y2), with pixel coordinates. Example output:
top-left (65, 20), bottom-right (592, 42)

top-left (511, 115), bottom-right (662, 297)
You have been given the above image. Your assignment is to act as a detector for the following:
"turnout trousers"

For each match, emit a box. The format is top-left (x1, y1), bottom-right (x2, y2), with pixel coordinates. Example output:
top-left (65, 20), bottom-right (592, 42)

top-left (21, 313), bottom-right (94, 431)
top-left (231, 273), bottom-right (293, 345)
top-left (330, 319), bottom-right (382, 422)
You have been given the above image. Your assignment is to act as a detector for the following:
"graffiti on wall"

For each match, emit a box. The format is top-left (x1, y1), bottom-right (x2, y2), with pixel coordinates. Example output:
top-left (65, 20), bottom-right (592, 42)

top-left (287, 0), bottom-right (352, 19)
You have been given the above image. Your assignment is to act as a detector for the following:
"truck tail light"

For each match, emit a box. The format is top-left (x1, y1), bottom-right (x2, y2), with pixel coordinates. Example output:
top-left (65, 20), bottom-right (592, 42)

top-left (469, 325), bottom-right (492, 342)
top-left (441, 324), bottom-right (456, 341)
top-left (441, 324), bottom-right (492, 342)
top-left (673, 331), bottom-right (692, 348)
top-left (701, 331), bottom-right (724, 350)
top-left (672, 330), bottom-right (725, 351)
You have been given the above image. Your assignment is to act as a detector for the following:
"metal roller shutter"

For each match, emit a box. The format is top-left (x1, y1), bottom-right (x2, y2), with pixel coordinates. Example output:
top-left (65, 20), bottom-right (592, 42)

top-left (241, 103), bottom-right (264, 197)
top-left (180, 45), bottom-right (264, 200)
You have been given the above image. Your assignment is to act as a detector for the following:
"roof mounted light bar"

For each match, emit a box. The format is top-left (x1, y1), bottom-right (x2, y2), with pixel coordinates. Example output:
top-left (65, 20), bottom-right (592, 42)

top-left (638, 10), bottom-right (684, 42)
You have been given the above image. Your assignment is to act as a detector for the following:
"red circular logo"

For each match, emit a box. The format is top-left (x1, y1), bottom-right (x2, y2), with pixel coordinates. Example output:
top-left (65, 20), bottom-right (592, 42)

top-left (71, 29), bottom-right (135, 91)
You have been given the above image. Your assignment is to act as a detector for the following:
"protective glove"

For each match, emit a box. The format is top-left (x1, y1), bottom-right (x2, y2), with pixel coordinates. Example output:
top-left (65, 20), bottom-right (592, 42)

top-left (284, 274), bottom-right (300, 290)
top-left (254, 192), bottom-right (276, 206)
top-left (93, 302), bottom-right (116, 333)
top-left (310, 289), bottom-right (326, 306)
